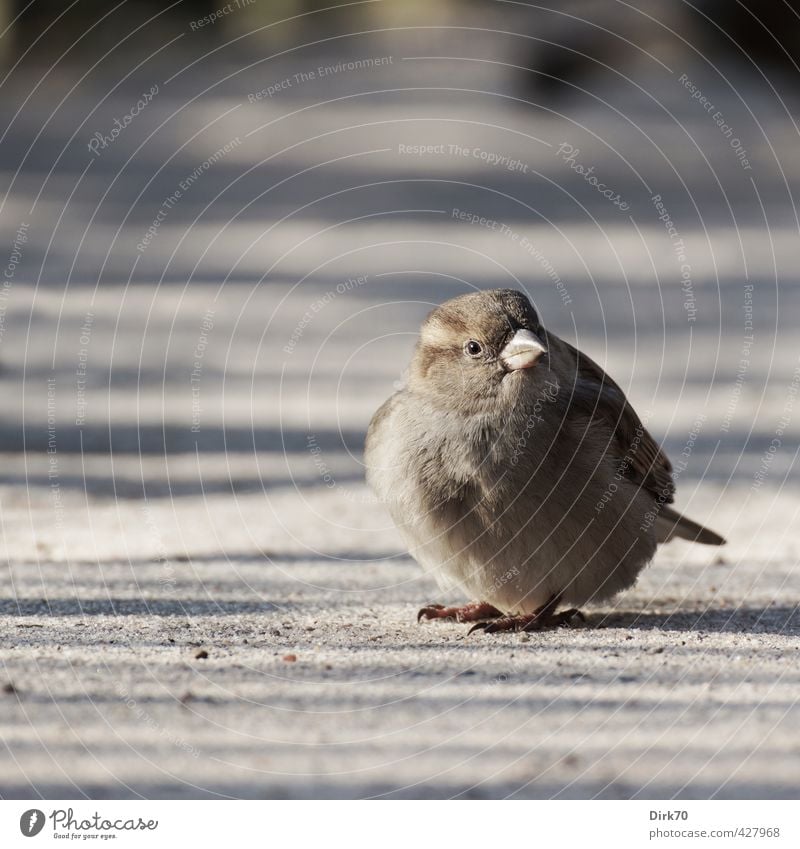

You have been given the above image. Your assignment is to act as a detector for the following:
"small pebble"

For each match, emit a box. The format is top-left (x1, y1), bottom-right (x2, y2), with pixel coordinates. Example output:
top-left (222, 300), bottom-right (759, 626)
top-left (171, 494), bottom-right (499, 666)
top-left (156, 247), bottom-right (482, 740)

top-left (282, 654), bottom-right (297, 662)
top-left (194, 649), bottom-right (209, 660)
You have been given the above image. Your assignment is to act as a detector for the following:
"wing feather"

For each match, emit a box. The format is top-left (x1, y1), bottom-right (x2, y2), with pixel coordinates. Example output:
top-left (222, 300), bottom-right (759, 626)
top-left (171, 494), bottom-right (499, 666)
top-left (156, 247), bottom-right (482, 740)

top-left (549, 334), bottom-right (675, 504)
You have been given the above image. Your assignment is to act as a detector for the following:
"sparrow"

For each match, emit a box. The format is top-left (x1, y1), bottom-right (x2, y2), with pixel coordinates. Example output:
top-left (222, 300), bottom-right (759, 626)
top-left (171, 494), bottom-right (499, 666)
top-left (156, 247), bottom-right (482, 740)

top-left (364, 289), bottom-right (725, 634)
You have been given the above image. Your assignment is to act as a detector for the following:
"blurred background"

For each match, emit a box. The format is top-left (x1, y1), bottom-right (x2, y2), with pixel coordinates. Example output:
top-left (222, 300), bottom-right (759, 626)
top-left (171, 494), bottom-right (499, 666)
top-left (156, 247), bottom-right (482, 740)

top-left (0, 0), bottom-right (798, 799)
top-left (2, 0), bottom-right (798, 541)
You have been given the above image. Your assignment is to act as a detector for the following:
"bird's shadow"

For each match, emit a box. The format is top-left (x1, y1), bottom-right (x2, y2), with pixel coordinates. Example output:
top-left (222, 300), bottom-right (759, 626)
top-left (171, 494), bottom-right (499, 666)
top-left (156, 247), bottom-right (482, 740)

top-left (587, 605), bottom-right (799, 636)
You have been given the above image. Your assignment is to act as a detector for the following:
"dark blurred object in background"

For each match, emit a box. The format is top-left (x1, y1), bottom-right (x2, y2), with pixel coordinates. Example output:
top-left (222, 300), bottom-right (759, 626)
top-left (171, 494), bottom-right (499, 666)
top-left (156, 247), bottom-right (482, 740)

top-left (705, 0), bottom-right (800, 73)
top-left (0, 0), bottom-right (363, 65)
top-left (5, 0), bottom-right (800, 88)
top-left (517, 0), bottom-right (800, 105)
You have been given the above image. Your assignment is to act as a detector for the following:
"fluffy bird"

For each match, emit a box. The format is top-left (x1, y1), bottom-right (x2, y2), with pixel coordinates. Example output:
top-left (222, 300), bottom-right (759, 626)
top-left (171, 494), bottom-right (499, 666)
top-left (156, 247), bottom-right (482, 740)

top-left (365, 289), bottom-right (724, 634)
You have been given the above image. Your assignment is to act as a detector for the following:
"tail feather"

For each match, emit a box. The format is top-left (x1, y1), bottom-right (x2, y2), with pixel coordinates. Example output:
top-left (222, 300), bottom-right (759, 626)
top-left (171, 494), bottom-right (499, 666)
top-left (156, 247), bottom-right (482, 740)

top-left (655, 506), bottom-right (726, 546)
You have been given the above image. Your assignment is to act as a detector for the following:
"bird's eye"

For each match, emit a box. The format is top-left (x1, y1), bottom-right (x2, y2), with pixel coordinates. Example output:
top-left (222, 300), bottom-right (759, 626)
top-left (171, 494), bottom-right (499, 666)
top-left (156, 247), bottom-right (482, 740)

top-left (464, 340), bottom-right (483, 357)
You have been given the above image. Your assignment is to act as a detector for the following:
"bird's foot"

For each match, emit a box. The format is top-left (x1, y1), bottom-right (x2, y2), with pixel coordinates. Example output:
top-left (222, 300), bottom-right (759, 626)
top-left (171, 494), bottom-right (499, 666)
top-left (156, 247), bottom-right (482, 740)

top-left (417, 601), bottom-right (503, 624)
top-left (469, 604), bottom-right (585, 635)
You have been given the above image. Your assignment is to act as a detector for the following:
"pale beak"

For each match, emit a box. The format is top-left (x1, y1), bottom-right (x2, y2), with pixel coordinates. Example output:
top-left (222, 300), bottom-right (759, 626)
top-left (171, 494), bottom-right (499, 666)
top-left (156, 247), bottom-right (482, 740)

top-left (499, 329), bottom-right (547, 371)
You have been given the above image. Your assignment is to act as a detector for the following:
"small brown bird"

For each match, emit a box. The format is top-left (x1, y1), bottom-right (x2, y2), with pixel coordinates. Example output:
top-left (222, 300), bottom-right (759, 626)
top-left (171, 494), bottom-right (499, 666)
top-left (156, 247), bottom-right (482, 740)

top-left (365, 289), bottom-right (724, 634)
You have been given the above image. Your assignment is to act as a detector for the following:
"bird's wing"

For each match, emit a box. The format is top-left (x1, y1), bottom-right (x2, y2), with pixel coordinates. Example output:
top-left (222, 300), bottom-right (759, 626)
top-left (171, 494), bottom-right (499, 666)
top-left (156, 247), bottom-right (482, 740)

top-left (549, 333), bottom-right (675, 504)
top-left (365, 392), bottom-right (399, 455)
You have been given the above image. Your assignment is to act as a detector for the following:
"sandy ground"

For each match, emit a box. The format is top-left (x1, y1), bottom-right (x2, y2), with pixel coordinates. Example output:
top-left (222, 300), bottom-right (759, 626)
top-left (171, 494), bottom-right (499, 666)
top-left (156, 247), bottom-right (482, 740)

top-left (0, 12), bottom-right (798, 798)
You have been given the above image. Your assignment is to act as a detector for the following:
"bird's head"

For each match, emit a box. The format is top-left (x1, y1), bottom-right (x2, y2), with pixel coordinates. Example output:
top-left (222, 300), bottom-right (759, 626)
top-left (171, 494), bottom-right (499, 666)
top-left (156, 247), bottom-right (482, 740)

top-left (408, 289), bottom-right (549, 412)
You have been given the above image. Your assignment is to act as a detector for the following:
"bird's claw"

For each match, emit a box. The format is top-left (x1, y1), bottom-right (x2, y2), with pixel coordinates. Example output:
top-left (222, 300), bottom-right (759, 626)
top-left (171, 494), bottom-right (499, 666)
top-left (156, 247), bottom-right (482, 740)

top-left (417, 601), bottom-right (503, 624)
top-left (417, 604), bottom-right (446, 622)
top-left (469, 607), bottom-right (586, 635)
